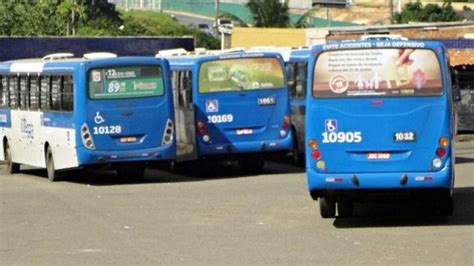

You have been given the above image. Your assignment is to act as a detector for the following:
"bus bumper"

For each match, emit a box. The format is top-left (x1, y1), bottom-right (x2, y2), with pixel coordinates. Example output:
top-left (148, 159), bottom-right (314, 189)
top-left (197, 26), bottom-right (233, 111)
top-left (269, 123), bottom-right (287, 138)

top-left (77, 144), bottom-right (175, 165)
top-left (198, 134), bottom-right (293, 156)
top-left (307, 164), bottom-right (453, 199)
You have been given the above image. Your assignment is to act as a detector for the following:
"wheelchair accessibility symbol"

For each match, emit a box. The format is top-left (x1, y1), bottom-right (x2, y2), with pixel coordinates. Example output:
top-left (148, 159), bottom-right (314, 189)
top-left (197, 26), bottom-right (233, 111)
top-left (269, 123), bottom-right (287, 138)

top-left (94, 112), bottom-right (105, 124)
top-left (206, 100), bottom-right (219, 113)
top-left (325, 119), bottom-right (337, 132)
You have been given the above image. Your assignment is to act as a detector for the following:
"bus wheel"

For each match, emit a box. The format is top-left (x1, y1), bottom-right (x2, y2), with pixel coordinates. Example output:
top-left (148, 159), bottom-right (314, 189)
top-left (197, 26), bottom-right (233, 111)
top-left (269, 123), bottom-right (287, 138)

top-left (337, 197), bottom-right (353, 218)
top-left (4, 142), bottom-right (20, 174)
top-left (46, 147), bottom-right (61, 182)
top-left (116, 165), bottom-right (145, 180)
top-left (238, 159), bottom-right (264, 174)
top-left (319, 197), bottom-right (336, 218)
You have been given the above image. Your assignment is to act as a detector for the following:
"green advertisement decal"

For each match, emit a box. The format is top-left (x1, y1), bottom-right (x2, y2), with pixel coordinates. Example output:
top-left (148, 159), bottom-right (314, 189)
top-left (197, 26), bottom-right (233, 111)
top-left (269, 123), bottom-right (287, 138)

top-left (89, 66), bottom-right (164, 99)
top-left (199, 57), bottom-right (284, 93)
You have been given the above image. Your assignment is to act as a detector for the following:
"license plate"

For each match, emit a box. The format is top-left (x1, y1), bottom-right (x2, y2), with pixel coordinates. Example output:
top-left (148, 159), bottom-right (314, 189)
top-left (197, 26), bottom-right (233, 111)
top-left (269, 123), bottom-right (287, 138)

top-left (236, 129), bottom-right (253, 135)
top-left (367, 152), bottom-right (391, 160)
top-left (393, 131), bottom-right (416, 142)
top-left (120, 136), bottom-right (137, 143)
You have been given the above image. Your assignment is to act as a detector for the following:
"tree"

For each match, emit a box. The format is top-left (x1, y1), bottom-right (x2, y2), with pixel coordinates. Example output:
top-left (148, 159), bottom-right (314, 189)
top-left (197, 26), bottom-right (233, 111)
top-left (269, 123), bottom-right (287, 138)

top-left (246, 0), bottom-right (290, 27)
top-left (395, 0), bottom-right (463, 23)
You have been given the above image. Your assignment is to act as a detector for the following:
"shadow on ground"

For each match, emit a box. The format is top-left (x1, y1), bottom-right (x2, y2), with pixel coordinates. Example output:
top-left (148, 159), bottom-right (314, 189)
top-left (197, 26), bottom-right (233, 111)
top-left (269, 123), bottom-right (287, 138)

top-left (333, 187), bottom-right (474, 228)
top-left (17, 159), bottom-right (304, 186)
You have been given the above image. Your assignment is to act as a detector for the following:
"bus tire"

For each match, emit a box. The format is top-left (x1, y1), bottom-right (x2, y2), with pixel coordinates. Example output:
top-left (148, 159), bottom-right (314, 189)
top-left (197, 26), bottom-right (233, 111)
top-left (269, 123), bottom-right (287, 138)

top-left (337, 197), bottom-right (353, 218)
top-left (116, 165), bottom-right (145, 179)
top-left (46, 147), bottom-right (61, 182)
top-left (319, 197), bottom-right (336, 218)
top-left (4, 141), bottom-right (20, 174)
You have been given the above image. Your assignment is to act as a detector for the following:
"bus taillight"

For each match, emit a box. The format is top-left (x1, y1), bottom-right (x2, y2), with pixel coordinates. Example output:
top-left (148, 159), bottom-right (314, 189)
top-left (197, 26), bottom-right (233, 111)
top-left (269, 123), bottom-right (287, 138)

top-left (81, 123), bottom-right (95, 150)
top-left (309, 138), bottom-right (325, 170)
top-left (161, 119), bottom-right (174, 146)
top-left (282, 115), bottom-right (290, 129)
top-left (280, 116), bottom-right (290, 138)
top-left (311, 150), bottom-right (321, 160)
top-left (196, 121), bottom-right (210, 143)
top-left (436, 148), bottom-right (446, 157)
top-left (439, 137), bottom-right (449, 147)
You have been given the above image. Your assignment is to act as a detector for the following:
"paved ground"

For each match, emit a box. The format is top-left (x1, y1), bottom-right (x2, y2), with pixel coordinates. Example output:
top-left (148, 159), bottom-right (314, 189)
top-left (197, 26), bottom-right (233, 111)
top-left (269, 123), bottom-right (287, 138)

top-left (1, 140), bottom-right (473, 265)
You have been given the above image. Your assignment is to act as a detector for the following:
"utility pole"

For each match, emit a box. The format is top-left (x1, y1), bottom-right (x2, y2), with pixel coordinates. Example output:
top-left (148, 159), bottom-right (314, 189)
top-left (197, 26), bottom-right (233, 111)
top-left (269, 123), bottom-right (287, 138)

top-left (389, 0), bottom-right (394, 24)
top-left (215, 0), bottom-right (220, 30)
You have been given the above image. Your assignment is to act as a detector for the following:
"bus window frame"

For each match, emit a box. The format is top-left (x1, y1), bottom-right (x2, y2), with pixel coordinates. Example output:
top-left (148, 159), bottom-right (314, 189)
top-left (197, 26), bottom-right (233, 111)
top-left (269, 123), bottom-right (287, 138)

top-left (311, 48), bottom-right (446, 99)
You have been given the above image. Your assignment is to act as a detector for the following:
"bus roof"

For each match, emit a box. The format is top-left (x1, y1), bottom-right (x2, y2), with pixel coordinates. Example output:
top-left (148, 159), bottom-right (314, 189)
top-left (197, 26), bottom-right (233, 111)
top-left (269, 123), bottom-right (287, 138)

top-left (0, 55), bottom-right (167, 74)
top-left (164, 51), bottom-right (286, 70)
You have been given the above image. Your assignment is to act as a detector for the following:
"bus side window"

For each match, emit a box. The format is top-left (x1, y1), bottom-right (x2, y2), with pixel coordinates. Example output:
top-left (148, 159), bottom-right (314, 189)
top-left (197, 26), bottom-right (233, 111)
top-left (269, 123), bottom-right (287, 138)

top-left (0, 75), bottom-right (7, 108)
top-left (40, 76), bottom-right (51, 111)
top-left (19, 75), bottom-right (28, 110)
top-left (8, 76), bottom-right (18, 109)
top-left (29, 76), bottom-right (39, 111)
top-left (51, 76), bottom-right (62, 111)
top-left (62, 75), bottom-right (73, 112)
top-left (295, 62), bottom-right (307, 99)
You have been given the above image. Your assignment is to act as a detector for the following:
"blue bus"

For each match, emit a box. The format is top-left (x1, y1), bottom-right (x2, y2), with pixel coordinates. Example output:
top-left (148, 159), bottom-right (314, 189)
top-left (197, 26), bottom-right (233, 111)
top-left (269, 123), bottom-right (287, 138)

top-left (0, 53), bottom-right (175, 181)
top-left (159, 51), bottom-right (293, 172)
top-left (285, 48), bottom-right (311, 165)
top-left (305, 40), bottom-right (460, 218)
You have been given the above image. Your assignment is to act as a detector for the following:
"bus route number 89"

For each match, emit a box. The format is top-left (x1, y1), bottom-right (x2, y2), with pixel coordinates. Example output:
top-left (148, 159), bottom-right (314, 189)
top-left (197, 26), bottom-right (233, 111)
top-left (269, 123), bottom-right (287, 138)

top-left (322, 131), bottom-right (362, 143)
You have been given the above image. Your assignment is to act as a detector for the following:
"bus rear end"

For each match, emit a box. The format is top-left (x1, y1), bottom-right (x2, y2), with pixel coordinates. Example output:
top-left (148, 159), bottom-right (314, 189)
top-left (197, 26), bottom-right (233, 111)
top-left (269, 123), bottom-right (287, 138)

top-left (305, 41), bottom-right (455, 218)
top-left (77, 58), bottom-right (175, 176)
top-left (195, 53), bottom-right (293, 169)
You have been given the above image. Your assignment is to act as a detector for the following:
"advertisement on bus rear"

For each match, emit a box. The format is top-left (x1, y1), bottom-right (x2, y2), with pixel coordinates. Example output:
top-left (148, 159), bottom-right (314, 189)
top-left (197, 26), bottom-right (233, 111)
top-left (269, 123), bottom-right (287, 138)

top-left (199, 57), bottom-right (285, 93)
top-left (89, 66), bottom-right (164, 99)
top-left (313, 49), bottom-right (442, 98)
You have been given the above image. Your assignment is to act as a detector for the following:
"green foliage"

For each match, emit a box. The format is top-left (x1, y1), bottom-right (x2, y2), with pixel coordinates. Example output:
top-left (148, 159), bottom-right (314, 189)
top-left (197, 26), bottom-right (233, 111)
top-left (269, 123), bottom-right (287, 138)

top-left (0, 1), bottom-right (220, 49)
top-left (246, 0), bottom-right (290, 27)
top-left (395, 0), bottom-right (463, 23)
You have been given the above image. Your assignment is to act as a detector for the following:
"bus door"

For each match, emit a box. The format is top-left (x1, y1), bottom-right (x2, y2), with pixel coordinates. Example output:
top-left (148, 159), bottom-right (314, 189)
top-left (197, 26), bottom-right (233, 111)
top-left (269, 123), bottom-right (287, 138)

top-left (288, 61), bottom-right (307, 151)
top-left (310, 48), bottom-right (450, 174)
top-left (195, 57), bottom-right (290, 153)
top-left (172, 70), bottom-right (197, 161)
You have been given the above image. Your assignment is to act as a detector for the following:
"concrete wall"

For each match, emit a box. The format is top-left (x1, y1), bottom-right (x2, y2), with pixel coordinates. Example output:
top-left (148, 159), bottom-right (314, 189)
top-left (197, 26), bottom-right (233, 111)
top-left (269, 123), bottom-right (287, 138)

top-left (231, 27), bottom-right (307, 48)
top-left (230, 23), bottom-right (474, 49)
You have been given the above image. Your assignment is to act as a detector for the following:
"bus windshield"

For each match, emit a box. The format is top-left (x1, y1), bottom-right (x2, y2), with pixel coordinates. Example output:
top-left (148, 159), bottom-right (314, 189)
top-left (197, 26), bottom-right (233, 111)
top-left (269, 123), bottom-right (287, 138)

top-left (89, 66), bottom-right (164, 99)
top-left (313, 48), bottom-right (442, 98)
top-left (198, 57), bottom-right (285, 93)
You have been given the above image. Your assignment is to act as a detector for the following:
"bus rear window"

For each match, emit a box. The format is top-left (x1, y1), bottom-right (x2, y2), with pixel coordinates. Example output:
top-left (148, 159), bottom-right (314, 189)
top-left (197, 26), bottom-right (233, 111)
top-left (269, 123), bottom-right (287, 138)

top-left (89, 66), bottom-right (164, 99)
top-left (312, 49), bottom-right (442, 98)
top-left (198, 57), bottom-right (285, 93)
